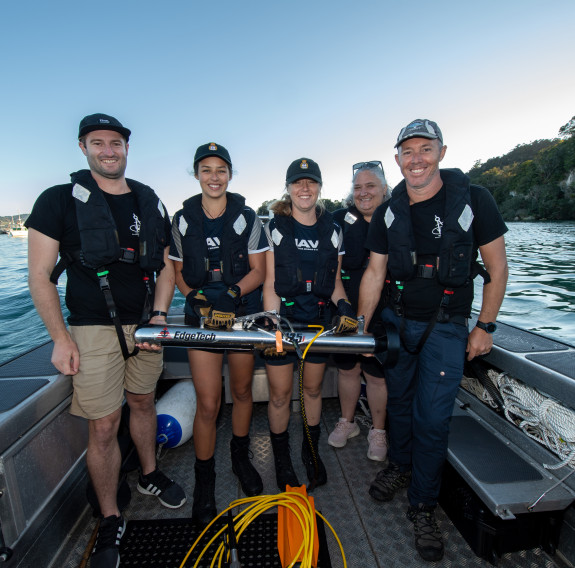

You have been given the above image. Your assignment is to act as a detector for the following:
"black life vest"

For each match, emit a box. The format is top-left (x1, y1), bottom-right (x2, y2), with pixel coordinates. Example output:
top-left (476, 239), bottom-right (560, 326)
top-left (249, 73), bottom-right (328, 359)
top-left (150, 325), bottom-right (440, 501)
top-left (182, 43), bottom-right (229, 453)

top-left (270, 210), bottom-right (340, 299)
top-left (179, 192), bottom-right (253, 288)
top-left (386, 168), bottom-right (476, 288)
top-left (334, 206), bottom-right (369, 270)
top-left (50, 170), bottom-right (169, 360)
top-left (52, 169), bottom-right (167, 277)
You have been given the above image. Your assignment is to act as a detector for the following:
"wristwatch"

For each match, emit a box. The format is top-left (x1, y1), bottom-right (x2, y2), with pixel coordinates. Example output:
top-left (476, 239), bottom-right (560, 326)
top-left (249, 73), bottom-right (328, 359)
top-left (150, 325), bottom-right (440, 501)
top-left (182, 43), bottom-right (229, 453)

top-left (150, 310), bottom-right (168, 317)
top-left (476, 321), bottom-right (497, 334)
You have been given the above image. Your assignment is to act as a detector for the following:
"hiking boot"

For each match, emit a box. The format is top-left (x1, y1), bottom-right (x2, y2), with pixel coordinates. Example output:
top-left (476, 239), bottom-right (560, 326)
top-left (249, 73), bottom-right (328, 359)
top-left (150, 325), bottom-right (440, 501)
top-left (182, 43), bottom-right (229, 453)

top-left (407, 504), bottom-right (445, 562)
top-left (270, 430), bottom-right (300, 491)
top-left (301, 426), bottom-right (327, 488)
top-left (137, 468), bottom-right (186, 509)
top-left (192, 458), bottom-right (217, 525)
top-left (91, 514), bottom-right (126, 568)
top-left (231, 436), bottom-right (263, 496)
top-left (367, 427), bottom-right (388, 462)
top-left (369, 462), bottom-right (411, 502)
top-left (328, 418), bottom-right (360, 448)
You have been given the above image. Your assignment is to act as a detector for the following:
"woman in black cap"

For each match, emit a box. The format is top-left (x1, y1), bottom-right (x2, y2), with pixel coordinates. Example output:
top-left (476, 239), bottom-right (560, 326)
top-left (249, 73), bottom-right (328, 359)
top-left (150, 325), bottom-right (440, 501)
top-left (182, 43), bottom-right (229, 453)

top-left (170, 142), bottom-right (268, 523)
top-left (262, 158), bottom-right (357, 490)
top-left (328, 161), bottom-right (390, 462)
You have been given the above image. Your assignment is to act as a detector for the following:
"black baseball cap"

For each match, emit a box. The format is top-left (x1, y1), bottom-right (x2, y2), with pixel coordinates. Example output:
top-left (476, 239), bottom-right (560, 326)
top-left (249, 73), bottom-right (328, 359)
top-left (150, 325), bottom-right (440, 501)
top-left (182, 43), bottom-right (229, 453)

top-left (193, 142), bottom-right (232, 168)
top-left (286, 158), bottom-right (322, 184)
top-left (395, 119), bottom-right (443, 148)
top-left (78, 113), bottom-right (131, 141)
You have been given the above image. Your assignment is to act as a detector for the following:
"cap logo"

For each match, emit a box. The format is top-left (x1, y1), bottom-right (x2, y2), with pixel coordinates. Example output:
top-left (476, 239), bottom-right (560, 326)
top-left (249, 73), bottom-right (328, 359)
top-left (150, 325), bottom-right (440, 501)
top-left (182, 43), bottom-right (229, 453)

top-left (99, 119), bottom-right (110, 124)
top-left (209, 143), bottom-right (218, 151)
top-left (300, 160), bottom-right (309, 170)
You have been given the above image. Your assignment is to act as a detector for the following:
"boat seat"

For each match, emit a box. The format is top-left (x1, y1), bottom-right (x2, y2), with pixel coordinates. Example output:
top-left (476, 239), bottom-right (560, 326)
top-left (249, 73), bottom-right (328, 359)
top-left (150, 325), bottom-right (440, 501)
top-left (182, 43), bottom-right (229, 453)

top-left (447, 317), bottom-right (575, 520)
top-left (0, 341), bottom-right (88, 561)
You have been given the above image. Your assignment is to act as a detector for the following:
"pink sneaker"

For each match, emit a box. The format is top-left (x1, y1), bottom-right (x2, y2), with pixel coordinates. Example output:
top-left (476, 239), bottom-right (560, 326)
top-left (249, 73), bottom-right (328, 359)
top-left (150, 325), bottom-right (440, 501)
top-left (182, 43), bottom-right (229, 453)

top-left (328, 418), bottom-right (360, 448)
top-left (367, 427), bottom-right (388, 462)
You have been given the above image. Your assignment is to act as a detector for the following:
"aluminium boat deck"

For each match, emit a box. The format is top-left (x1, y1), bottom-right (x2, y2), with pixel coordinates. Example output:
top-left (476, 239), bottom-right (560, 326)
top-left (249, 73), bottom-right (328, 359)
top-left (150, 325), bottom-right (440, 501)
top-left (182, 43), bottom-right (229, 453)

top-left (52, 397), bottom-right (566, 568)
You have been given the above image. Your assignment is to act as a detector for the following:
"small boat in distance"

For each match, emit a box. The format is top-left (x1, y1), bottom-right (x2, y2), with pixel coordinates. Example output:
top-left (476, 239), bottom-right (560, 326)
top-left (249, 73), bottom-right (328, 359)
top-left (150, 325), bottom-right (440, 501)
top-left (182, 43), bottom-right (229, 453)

top-left (9, 216), bottom-right (28, 238)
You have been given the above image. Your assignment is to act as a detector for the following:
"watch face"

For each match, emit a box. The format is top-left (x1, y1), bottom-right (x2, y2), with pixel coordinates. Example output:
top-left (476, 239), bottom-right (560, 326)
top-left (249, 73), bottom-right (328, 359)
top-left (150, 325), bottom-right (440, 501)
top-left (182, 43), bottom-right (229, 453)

top-left (478, 321), bottom-right (497, 333)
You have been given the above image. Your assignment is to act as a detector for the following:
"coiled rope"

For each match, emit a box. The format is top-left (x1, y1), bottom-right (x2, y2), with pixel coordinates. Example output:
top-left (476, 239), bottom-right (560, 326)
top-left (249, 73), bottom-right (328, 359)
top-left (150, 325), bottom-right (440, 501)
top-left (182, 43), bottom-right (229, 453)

top-left (461, 370), bottom-right (575, 470)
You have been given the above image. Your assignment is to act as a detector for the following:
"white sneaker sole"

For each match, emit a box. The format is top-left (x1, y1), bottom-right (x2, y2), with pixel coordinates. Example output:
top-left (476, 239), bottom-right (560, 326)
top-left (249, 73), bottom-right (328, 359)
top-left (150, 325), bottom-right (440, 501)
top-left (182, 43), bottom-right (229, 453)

top-left (137, 484), bottom-right (187, 509)
top-left (367, 450), bottom-right (388, 462)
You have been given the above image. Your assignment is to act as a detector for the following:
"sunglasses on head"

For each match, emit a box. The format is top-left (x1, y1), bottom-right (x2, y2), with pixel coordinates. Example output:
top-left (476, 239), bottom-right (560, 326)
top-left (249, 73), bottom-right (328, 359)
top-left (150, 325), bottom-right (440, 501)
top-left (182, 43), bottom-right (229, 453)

top-left (352, 161), bottom-right (383, 174)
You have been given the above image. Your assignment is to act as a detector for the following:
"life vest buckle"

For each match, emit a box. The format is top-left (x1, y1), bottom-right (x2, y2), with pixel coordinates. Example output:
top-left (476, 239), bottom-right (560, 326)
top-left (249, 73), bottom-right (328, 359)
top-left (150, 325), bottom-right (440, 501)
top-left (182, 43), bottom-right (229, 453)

top-left (119, 247), bottom-right (138, 264)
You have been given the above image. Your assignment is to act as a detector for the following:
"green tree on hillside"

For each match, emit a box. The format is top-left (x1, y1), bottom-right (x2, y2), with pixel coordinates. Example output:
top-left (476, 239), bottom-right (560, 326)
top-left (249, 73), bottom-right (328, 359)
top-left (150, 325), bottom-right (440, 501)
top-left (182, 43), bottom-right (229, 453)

top-left (466, 115), bottom-right (575, 221)
top-left (559, 116), bottom-right (575, 139)
top-left (257, 200), bottom-right (275, 216)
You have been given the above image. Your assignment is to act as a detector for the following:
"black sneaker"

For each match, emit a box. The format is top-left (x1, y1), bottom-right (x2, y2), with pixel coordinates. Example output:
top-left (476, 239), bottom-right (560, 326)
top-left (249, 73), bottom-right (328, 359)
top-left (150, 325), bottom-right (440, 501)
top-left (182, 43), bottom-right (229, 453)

top-left (231, 438), bottom-right (263, 497)
top-left (369, 462), bottom-right (411, 502)
top-left (137, 468), bottom-right (186, 509)
top-left (91, 514), bottom-right (126, 568)
top-left (407, 504), bottom-right (445, 562)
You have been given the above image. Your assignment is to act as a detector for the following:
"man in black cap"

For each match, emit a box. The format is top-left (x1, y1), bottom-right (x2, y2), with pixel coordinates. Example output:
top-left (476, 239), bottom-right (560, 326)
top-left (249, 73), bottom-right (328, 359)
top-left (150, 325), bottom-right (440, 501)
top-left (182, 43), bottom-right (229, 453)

top-left (26, 113), bottom-right (186, 568)
top-left (358, 119), bottom-right (508, 561)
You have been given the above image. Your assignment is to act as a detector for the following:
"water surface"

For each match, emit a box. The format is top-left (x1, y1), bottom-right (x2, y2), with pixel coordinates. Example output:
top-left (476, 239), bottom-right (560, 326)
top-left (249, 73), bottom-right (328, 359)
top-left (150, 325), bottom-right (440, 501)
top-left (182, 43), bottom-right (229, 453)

top-left (1, 221), bottom-right (574, 364)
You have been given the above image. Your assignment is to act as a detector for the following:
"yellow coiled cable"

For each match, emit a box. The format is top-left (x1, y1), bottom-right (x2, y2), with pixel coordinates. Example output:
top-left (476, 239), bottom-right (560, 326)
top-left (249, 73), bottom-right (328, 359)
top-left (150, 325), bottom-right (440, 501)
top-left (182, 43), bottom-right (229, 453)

top-left (178, 491), bottom-right (347, 568)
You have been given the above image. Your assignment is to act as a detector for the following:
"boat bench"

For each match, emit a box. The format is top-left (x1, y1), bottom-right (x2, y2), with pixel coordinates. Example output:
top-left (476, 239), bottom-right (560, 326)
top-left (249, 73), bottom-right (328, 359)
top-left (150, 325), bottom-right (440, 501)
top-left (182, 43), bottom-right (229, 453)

top-left (0, 342), bottom-right (88, 566)
top-left (443, 316), bottom-right (575, 563)
top-left (448, 316), bottom-right (575, 519)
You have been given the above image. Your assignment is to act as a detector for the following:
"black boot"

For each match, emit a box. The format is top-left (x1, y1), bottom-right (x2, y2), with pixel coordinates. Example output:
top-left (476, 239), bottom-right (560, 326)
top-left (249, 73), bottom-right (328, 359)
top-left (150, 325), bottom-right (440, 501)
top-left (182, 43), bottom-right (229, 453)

top-left (192, 457), bottom-right (216, 525)
top-left (301, 424), bottom-right (327, 488)
top-left (270, 430), bottom-right (300, 491)
top-left (231, 435), bottom-right (263, 496)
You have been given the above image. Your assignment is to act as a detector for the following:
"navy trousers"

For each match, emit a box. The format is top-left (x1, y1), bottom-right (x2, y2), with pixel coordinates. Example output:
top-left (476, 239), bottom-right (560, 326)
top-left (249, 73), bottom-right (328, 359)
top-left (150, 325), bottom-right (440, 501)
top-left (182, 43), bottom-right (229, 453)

top-left (381, 308), bottom-right (468, 506)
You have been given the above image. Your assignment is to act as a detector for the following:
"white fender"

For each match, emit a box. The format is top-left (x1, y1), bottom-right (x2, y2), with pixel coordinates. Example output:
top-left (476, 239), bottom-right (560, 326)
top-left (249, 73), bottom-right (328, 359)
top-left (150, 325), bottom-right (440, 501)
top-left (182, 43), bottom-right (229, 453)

top-left (155, 379), bottom-right (197, 448)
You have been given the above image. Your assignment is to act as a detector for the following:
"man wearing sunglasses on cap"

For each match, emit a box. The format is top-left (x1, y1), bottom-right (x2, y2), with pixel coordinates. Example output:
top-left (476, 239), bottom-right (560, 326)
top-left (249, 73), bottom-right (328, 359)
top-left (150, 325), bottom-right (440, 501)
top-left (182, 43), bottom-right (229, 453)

top-left (358, 119), bottom-right (508, 562)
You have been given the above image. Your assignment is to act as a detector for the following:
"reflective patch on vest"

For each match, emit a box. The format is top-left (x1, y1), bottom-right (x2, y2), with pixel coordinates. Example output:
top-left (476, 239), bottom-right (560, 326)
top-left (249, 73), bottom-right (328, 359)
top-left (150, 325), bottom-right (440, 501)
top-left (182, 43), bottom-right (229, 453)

top-left (458, 204), bottom-right (473, 232)
top-left (72, 183), bottom-right (91, 204)
top-left (157, 199), bottom-right (166, 218)
top-left (179, 216), bottom-right (189, 235)
top-left (331, 229), bottom-right (339, 248)
top-left (272, 227), bottom-right (283, 246)
top-left (384, 208), bottom-right (395, 228)
top-left (233, 214), bottom-right (247, 235)
top-left (344, 211), bottom-right (358, 224)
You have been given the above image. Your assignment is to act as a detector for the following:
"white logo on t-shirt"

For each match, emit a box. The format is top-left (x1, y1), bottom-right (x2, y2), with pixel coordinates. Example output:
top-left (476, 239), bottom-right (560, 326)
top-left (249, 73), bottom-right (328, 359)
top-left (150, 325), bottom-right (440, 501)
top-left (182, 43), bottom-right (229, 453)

top-left (206, 237), bottom-right (220, 249)
top-left (130, 213), bottom-right (141, 236)
top-left (295, 238), bottom-right (319, 251)
top-left (432, 215), bottom-right (443, 239)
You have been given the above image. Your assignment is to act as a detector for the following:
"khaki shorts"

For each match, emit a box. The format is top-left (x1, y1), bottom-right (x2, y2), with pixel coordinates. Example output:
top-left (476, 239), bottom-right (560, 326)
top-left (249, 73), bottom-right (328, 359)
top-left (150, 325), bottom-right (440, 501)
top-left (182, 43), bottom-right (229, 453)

top-left (69, 324), bottom-right (163, 420)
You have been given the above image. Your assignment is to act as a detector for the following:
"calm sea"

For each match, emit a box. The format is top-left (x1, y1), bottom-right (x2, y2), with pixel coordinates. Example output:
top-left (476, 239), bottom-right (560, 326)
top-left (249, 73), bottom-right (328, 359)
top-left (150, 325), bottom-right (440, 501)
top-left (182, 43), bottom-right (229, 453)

top-left (1, 221), bottom-right (575, 364)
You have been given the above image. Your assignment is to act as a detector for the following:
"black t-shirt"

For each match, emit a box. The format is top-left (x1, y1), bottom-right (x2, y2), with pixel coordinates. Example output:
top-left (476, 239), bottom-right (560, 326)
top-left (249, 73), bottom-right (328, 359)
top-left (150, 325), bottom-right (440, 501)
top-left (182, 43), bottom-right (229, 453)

top-left (366, 183), bottom-right (507, 320)
top-left (26, 182), bottom-right (171, 325)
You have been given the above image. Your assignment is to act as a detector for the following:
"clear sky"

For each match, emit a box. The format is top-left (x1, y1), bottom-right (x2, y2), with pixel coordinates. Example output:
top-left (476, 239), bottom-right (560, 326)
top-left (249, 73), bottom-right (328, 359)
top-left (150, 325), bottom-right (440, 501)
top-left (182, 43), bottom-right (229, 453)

top-left (1, 0), bottom-right (574, 216)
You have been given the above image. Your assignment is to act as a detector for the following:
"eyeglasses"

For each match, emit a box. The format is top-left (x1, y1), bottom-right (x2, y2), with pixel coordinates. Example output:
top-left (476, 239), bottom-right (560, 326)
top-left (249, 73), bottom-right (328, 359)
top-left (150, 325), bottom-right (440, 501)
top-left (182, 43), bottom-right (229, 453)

top-left (352, 161), bottom-right (383, 174)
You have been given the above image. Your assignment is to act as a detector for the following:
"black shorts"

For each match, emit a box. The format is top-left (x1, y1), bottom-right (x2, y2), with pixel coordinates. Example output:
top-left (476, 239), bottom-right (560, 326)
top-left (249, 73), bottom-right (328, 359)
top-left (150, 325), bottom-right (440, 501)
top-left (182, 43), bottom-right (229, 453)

top-left (264, 350), bottom-right (329, 367)
top-left (332, 353), bottom-right (385, 378)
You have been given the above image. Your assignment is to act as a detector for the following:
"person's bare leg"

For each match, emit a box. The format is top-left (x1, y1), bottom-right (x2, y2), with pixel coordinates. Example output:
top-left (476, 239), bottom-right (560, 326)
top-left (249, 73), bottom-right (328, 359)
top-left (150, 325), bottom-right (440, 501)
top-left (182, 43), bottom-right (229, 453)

top-left (86, 408), bottom-right (122, 517)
